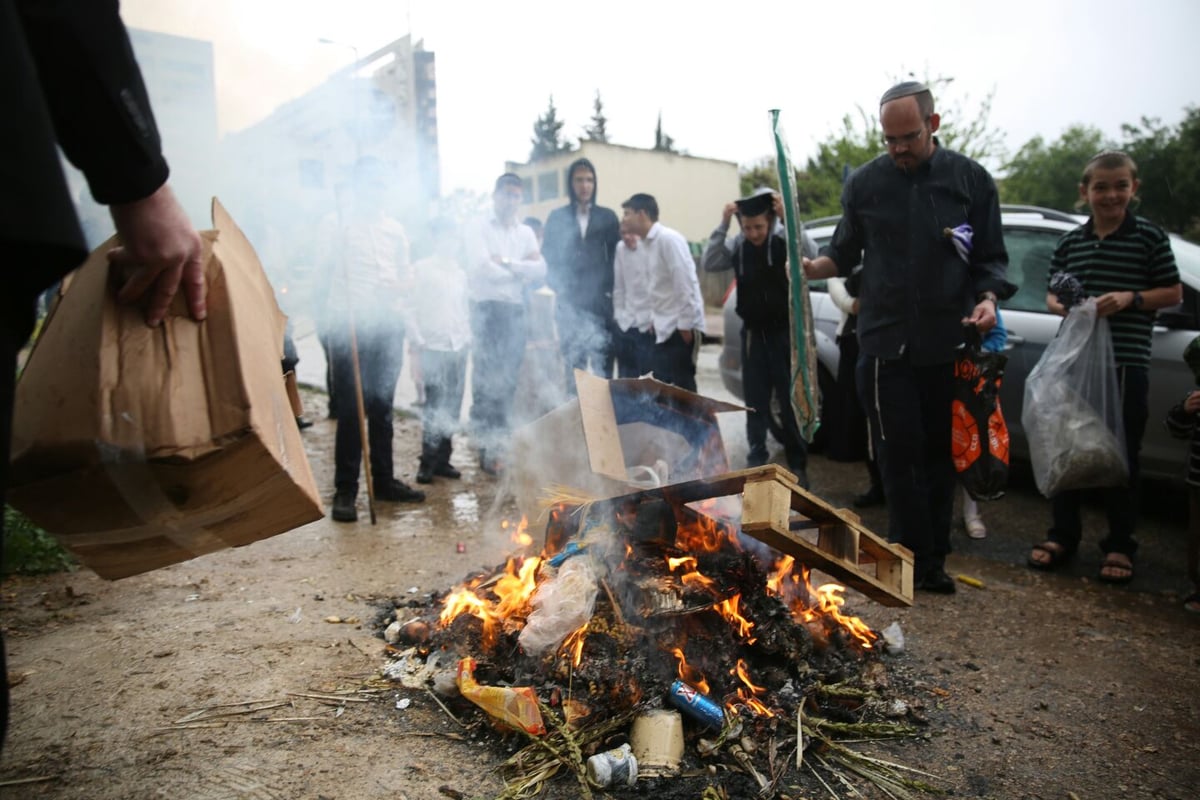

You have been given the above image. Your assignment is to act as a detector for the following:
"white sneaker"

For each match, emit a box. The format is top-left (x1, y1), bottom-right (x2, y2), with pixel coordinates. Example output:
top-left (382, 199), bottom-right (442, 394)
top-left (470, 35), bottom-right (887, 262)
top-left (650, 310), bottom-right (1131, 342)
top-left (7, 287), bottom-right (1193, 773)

top-left (965, 517), bottom-right (987, 539)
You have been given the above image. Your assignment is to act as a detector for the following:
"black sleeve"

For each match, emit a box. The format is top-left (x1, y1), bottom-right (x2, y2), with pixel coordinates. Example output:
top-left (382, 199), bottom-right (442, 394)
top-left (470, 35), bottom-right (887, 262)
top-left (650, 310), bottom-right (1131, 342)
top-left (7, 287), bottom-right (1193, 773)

top-left (16, 0), bottom-right (169, 205)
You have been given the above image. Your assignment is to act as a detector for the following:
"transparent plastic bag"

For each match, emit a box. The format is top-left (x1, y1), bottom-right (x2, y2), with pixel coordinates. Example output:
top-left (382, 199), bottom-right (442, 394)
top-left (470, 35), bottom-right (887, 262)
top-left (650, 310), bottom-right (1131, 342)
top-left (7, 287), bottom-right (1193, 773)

top-left (517, 555), bottom-right (598, 656)
top-left (1020, 299), bottom-right (1128, 497)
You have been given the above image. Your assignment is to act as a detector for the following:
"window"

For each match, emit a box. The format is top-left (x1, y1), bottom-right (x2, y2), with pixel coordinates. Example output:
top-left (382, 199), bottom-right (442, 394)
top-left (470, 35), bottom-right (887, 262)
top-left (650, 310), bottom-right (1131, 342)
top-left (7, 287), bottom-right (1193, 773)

top-left (1001, 228), bottom-right (1061, 313)
top-left (537, 171), bottom-right (558, 202)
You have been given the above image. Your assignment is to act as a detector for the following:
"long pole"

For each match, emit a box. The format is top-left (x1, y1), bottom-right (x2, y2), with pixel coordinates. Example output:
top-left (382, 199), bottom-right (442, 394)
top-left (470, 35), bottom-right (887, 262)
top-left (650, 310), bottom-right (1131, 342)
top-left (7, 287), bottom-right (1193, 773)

top-left (347, 307), bottom-right (376, 525)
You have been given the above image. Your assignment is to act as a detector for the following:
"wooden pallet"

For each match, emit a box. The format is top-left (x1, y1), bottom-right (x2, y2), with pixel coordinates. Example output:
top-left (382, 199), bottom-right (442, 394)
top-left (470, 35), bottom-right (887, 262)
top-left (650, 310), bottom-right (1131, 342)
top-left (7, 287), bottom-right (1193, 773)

top-left (597, 464), bottom-right (913, 607)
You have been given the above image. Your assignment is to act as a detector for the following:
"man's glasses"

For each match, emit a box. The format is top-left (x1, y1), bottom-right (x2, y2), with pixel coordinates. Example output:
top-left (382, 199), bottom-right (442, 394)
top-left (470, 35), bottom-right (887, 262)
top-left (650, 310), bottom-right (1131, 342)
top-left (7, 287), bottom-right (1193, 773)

top-left (883, 119), bottom-right (929, 149)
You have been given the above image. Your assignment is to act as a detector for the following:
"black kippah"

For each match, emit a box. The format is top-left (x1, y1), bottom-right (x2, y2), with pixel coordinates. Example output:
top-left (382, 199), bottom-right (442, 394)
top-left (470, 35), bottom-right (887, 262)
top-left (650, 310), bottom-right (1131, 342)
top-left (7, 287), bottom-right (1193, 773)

top-left (880, 80), bottom-right (929, 105)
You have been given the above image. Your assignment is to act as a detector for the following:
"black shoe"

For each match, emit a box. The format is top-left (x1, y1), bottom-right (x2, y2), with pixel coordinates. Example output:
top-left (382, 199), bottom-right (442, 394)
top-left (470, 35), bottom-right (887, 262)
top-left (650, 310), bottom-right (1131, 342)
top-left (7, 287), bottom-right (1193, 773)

top-left (916, 568), bottom-right (957, 594)
top-left (853, 484), bottom-right (886, 508)
top-left (375, 479), bottom-right (426, 503)
top-left (331, 490), bottom-right (357, 522)
top-left (433, 464), bottom-right (462, 479)
top-left (416, 465), bottom-right (434, 484)
top-left (296, 416), bottom-right (314, 430)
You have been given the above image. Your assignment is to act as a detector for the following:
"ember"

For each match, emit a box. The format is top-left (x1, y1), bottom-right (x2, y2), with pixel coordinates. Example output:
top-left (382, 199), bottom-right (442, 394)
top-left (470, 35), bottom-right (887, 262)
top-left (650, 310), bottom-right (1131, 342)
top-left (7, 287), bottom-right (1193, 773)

top-left (383, 467), bottom-right (932, 798)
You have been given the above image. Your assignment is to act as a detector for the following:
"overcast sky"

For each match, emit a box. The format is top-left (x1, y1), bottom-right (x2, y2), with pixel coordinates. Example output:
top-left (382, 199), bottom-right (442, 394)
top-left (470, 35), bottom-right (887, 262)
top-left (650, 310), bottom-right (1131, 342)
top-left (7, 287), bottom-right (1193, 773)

top-left (122, 0), bottom-right (1200, 195)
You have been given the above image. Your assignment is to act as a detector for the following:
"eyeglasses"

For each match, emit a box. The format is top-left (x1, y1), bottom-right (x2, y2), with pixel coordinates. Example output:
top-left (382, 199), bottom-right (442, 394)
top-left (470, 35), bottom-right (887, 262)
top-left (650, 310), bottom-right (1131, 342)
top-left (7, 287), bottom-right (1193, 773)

top-left (882, 119), bottom-right (929, 149)
top-left (883, 129), bottom-right (925, 149)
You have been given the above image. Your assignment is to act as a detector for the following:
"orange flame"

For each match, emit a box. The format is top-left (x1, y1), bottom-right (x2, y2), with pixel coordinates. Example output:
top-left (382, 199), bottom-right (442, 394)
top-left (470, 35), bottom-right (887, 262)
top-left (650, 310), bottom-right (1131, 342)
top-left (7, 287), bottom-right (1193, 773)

top-left (438, 555), bottom-right (543, 650)
top-left (500, 517), bottom-right (533, 549)
top-left (671, 647), bottom-right (710, 695)
top-left (667, 556), bottom-right (698, 571)
top-left (733, 657), bottom-right (766, 694)
top-left (715, 594), bottom-right (756, 643)
top-left (561, 623), bottom-right (588, 668)
top-left (675, 504), bottom-right (741, 553)
top-left (765, 559), bottom-right (877, 650)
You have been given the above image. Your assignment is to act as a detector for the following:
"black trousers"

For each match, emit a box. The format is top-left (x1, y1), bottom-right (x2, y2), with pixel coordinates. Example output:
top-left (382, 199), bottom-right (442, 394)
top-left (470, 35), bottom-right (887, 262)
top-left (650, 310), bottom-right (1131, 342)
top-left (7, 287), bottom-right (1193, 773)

top-left (741, 325), bottom-right (806, 471)
top-left (1049, 365), bottom-right (1149, 557)
top-left (329, 322), bottom-right (404, 493)
top-left (469, 301), bottom-right (526, 456)
top-left (858, 353), bottom-right (956, 578)
top-left (650, 330), bottom-right (696, 392)
top-left (419, 348), bottom-right (467, 470)
top-left (613, 326), bottom-right (654, 379)
top-left (556, 305), bottom-right (613, 395)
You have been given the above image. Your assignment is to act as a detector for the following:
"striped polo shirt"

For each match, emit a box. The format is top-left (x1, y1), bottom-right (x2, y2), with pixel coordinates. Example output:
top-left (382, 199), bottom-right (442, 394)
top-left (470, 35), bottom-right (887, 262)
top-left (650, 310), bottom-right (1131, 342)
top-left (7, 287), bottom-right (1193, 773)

top-left (1048, 213), bottom-right (1179, 368)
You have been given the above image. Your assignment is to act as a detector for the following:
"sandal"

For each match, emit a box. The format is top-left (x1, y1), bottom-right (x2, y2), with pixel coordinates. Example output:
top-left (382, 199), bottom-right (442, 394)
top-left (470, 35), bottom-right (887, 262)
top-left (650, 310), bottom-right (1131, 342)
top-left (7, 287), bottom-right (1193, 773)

top-left (1184, 592), bottom-right (1200, 614)
top-left (1098, 552), bottom-right (1134, 585)
top-left (1028, 541), bottom-right (1073, 571)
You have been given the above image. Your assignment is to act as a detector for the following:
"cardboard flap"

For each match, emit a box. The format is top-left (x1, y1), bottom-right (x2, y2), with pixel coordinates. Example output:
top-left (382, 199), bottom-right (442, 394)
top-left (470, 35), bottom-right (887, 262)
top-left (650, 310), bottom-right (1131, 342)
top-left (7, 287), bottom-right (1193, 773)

top-left (609, 375), bottom-right (748, 415)
top-left (576, 370), bottom-right (625, 480)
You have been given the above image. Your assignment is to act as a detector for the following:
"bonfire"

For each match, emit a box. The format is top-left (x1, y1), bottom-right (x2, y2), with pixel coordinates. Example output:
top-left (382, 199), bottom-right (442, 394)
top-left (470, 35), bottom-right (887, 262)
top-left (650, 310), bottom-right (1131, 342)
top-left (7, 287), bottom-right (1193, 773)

top-left (378, 473), bottom-right (939, 799)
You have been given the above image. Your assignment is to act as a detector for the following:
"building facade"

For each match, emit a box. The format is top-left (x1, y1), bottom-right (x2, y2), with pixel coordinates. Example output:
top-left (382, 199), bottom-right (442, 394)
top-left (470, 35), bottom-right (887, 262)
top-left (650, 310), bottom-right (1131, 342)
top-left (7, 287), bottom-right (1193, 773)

top-left (506, 141), bottom-right (739, 244)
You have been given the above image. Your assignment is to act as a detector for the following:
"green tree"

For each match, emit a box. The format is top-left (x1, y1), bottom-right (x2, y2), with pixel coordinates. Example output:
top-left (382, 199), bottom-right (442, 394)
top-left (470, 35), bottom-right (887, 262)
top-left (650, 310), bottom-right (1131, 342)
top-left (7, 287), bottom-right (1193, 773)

top-left (653, 112), bottom-right (677, 153)
top-left (584, 90), bottom-right (608, 143)
top-left (738, 157), bottom-right (779, 197)
top-left (1121, 108), bottom-right (1200, 239)
top-left (530, 95), bottom-right (572, 161)
top-left (1000, 125), bottom-right (1109, 212)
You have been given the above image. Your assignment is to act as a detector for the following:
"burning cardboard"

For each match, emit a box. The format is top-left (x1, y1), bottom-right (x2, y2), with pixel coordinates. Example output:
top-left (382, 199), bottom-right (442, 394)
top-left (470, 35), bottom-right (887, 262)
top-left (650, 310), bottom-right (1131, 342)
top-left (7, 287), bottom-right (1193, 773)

top-left (8, 199), bottom-right (323, 579)
top-left (508, 369), bottom-right (745, 524)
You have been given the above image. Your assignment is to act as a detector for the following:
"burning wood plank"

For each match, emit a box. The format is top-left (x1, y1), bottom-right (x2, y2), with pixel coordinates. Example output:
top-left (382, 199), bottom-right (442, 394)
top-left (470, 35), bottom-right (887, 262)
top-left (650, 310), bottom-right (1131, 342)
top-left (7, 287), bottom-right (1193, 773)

top-left (587, 465), bottom-right (914, 607)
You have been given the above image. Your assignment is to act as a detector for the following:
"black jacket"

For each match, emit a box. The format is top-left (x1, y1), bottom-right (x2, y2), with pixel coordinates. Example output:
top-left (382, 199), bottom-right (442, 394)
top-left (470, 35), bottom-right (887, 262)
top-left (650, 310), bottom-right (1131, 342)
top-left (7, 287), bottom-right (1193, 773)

top-left (820, 144), bottom-right (1012, 365)
top-left (542, 161), bottom-right (621, 320)
top-left (2, 0), bottom-right (168, 298)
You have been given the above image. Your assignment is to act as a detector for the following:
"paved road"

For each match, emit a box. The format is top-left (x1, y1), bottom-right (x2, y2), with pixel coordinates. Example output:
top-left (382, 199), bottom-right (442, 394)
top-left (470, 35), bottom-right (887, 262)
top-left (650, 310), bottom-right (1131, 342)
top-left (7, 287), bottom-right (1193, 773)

top-left (288, 313), bottom-right (1193, 603)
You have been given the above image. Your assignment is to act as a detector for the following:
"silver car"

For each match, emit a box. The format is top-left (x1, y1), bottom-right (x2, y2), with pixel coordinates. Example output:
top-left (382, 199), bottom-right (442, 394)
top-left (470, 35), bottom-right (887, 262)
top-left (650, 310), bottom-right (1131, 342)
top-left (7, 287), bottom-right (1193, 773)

top-left (719, 206), bottom-right (1200, 483)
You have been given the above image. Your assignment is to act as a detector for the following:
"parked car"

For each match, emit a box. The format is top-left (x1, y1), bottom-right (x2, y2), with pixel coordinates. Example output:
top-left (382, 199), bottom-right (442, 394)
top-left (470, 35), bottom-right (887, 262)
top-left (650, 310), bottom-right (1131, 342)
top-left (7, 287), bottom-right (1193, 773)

top-left (718, 206), bottom-right (1200, 483)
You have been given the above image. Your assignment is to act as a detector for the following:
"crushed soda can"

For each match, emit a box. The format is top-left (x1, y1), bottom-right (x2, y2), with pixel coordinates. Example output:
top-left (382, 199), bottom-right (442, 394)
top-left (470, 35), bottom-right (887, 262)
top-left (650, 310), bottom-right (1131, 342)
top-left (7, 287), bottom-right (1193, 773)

top-left (668, 679), bottom-right (725, 729)
top-left (585, 742), bottom-right (638, 787)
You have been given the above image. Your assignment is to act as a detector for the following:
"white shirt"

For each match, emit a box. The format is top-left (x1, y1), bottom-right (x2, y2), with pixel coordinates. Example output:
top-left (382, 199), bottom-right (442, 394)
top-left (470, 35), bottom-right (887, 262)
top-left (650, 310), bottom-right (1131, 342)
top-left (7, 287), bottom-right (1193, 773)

top-left (576, 204), bottom-right (591, 237)
top-left (613, 238), bottom-right (651, 333)
top-left (644, 222), bottom-right (706, 343)
top-left (409, 252), bottom-right (471, 352)
top-left (318, 208), bottom-right (411, 329)
top-left (464, 213), bottom-right (547, 304)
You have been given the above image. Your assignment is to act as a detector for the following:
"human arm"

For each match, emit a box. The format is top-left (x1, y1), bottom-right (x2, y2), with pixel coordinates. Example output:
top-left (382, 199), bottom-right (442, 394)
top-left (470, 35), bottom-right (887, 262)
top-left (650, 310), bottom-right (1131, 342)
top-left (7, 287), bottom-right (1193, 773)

top-left (1165, 392), bottom-right (1200, 439)
top-left (506, 226), bottom-right (547, 283)
top-left (19, 0), bottom-right (205, 326)
top-left (700, 203), bottom-right (737, 273)
top-left (666, 233), bottom-right (705, 344)
top-left (827, 277), bottom-right (859, 317)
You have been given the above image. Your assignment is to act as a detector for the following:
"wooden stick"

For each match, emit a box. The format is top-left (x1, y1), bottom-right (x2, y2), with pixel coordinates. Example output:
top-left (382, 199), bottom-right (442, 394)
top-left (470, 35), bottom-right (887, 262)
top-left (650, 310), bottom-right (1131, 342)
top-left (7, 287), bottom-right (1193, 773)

top-left (347, 314), bottom-right (376, 525)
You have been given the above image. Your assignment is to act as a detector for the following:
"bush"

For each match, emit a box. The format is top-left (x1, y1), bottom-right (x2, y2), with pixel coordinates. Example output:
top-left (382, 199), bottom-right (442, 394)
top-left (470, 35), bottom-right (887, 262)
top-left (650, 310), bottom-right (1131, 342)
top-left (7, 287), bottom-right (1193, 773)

top-left (3, 505), bottom-right (75, 576)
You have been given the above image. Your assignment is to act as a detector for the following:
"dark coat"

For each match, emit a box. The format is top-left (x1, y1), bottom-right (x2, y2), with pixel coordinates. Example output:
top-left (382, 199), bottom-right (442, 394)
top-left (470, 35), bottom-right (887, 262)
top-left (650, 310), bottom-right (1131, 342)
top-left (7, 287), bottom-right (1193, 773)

top-left (542, 159), bottom-right (621, 320)
top-left (2, 0), bottom-right (168, 301)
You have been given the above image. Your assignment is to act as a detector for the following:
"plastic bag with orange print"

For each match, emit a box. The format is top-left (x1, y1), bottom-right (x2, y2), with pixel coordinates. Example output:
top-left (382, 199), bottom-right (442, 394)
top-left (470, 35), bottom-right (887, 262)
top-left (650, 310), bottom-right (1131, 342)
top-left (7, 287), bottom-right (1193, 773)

top-left (951, 327), bottom-right (1010, 501)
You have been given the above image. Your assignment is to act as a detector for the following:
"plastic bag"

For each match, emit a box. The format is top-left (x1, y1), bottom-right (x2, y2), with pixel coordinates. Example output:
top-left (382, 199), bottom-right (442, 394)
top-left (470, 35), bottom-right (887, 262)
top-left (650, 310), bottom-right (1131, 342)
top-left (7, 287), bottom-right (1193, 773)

top-left (951, 329), bottom-right (1010, 500)
top-left (456, 657), bottom-right (545, 734)
top-left (1020, 299), bottom-right (1128, 496)
top-left (517, 555), bottom-right (598, 656)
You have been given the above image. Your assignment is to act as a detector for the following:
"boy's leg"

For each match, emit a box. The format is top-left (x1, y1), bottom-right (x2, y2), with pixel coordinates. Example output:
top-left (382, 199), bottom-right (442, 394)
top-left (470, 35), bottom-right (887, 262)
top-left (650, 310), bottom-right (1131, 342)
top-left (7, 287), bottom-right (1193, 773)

top-left (741, 327), bottom-right (770, 467)
top-left (1101, 366), bottom-right (1149, 558)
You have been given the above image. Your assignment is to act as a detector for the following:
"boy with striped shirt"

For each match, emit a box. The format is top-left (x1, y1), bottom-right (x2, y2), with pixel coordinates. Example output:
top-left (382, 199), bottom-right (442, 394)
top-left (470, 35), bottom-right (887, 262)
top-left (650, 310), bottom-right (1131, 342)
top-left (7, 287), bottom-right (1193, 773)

top-left (1028, 151), bottom-right (1181, 583)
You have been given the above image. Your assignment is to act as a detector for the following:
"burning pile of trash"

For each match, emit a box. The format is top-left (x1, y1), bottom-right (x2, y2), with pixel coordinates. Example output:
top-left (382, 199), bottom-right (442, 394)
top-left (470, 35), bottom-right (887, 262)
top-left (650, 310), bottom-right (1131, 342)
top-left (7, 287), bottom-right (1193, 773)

top-left (377, 489), bottom-right (937, 799)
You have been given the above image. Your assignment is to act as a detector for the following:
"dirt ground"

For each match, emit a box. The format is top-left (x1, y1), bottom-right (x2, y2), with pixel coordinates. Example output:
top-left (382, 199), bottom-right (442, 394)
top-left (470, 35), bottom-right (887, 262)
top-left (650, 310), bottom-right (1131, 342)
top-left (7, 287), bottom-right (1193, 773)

top-left (2, 387), bottom-right (1199, 800)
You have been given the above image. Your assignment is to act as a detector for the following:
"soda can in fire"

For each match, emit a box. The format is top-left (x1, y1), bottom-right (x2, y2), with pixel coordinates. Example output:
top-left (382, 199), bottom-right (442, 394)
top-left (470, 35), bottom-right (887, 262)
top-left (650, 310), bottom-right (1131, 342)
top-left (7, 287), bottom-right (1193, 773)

top-left (668, 679), bottom-right (725, 729)
top-left (585, 742), bottom-right (638, 787)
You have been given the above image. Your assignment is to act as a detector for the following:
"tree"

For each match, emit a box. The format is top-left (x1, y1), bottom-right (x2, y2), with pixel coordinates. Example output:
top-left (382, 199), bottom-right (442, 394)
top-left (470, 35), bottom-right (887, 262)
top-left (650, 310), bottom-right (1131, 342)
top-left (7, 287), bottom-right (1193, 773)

top-left (1121, 108), bottom-right (1200, 239)
top-left (584, 90), bottom-right (608, 143)
top-left (738, 157), bottom-right (779, 197)
top-left (1000, 125), bottom-right (1109, 212)
top-left (530, 95), bottom-right (572, 161)
top-left (653, 112), bottom-right (677, 153)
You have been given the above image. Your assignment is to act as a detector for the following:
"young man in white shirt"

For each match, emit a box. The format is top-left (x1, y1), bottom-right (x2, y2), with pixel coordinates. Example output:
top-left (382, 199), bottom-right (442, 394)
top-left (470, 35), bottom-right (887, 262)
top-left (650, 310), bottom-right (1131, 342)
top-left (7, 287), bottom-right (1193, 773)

top-left (619, 193), bottom-right (705, 392)
top-left (464, 174), bottom-right (547, 475)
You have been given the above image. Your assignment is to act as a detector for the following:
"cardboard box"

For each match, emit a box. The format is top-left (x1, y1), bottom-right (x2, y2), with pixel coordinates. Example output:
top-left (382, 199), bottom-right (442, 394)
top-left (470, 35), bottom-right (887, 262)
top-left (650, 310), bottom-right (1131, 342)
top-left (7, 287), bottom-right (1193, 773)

top-left (8, 199), bottom-right (323, 579)
top-left (509, 369), bottom-right (745, 523)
